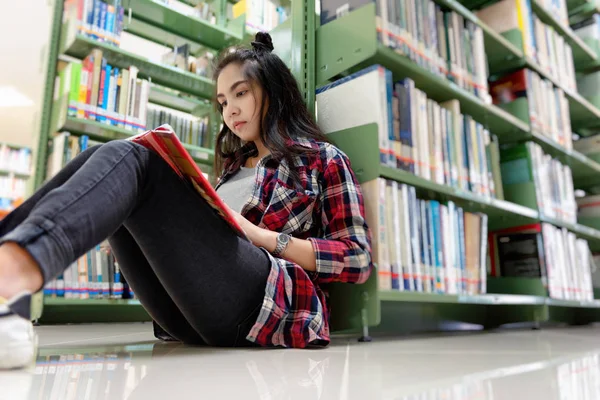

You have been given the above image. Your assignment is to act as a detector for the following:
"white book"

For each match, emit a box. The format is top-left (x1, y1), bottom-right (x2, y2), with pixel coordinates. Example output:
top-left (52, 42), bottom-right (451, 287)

top-left (399, 184), bottom-right (414, 291)
top-left (387, 180), bottom-right (402, 291)
top-left (316, 65), bottom-right (392, 165)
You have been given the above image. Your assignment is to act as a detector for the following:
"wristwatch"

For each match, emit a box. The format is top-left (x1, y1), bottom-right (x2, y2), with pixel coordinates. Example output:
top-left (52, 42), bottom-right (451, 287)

top-left (272, 232), bottom-right (291, 257)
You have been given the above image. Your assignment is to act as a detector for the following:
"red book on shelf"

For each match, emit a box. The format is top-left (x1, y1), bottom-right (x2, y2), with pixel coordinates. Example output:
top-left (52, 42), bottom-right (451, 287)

top-left (128, 124), bottom-right (247, 239)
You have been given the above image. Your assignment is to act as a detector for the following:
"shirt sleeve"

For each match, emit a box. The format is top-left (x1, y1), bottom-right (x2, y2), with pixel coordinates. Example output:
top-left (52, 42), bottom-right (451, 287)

top-left (307, 147), bottom-right (373, 284)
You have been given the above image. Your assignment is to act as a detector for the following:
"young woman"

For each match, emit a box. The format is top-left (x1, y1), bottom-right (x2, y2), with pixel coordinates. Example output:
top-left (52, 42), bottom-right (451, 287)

top-left (0, 32), bottom-right (373, 369)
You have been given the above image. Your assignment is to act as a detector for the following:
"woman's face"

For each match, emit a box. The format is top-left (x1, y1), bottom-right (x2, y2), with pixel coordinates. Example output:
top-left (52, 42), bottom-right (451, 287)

top-left (216, 62), bottom-right (264, 143)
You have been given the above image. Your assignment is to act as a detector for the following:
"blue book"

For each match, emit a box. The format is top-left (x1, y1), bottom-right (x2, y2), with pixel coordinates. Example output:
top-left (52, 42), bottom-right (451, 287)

top-left (420, 201), bottom-right (433, 292)
top-left (98, 1), bottom-right (108, 42)
top-left (101, 64), bottom-right (112, 123)
top-left (429, 201), bottom-right (444, 294)
top-left (91, 0), bottom-right (101, 40)
top-left (105, 4), bottom-right (116, 45)
top-left (396, 79), bottom-right (415, 173)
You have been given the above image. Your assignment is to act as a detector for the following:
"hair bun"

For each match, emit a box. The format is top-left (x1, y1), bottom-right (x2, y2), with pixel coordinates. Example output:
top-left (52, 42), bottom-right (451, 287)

top-left (251, 32), bottom-right (274, 53)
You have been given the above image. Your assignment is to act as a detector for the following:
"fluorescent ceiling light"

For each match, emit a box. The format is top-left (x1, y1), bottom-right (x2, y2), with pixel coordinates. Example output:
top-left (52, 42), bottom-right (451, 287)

top-left (0, 86), bottom-right (34, 108)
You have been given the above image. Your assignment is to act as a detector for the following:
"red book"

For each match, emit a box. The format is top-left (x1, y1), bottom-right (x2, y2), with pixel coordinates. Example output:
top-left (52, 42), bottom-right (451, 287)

top-left (128, 124), bottom-right (247, 239)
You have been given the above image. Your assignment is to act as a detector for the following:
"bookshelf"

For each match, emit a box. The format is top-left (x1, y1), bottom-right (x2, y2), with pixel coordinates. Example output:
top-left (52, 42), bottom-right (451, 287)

top-left (34, 0), bottom-right (246, 323)
top-left (314, 0), bottom-right (600, 336)
top-left (32, 0), bottom-right (600, 336)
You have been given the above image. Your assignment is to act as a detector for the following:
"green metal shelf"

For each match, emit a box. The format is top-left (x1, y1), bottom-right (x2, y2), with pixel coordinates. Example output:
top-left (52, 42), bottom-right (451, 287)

top-left (378, 290), bottom-right (547, 305)
top-left (124, 0), bottom-right (244, 49)
top-left (40, 297), bottom-right (150, 324)
top-left (0, 169), bottom-right (31, 178)
top-left (530, 0), bottom-right (597, 66)
top-left (61, 28), bottom-right (215, 100)
top-left (569, 0), bottom-right (600, 24)
top-left (57, 116), bottom-right (214, 165)
top-left (316, 3), bottom-right (530, 142)
top-left (540, 215), bottom-right (600, 250)
top-left (147, 85), bottom-right (212, 116)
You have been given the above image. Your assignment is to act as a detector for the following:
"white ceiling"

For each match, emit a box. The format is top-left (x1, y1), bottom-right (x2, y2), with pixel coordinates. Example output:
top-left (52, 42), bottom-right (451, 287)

top-left (0, 0), bottom-right (53, 149)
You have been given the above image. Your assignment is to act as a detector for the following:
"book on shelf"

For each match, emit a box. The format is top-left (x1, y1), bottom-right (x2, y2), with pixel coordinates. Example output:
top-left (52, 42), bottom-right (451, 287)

top-left (537, 0), bottom-right (569, 26)
top-left (500, 141), bottom-right (576, 224)
top-left (489, 223), bottom-right (595, 301)
top-left (0, 144), bottom-right (31, 175)
top-left (64, 0), bottom-right (125, 47)
top-left (361, 177), bottom-right (488, 295)
top-left (477, 0), bottom-right (577, 92)
top-left (316, 65), bottom-right (503, 200)
top-left (233, 0), bottom-right (288, 32)
top-left (55, 56), bottom-right (150, 133)
top-left (319, 0), bottom-right (491, 104)
top-left (490, 68), bottom-right (573, 150)
top-left (146, 104), bottom-right (210, 148)
top-left (44, 241), bottom-right (131, 300)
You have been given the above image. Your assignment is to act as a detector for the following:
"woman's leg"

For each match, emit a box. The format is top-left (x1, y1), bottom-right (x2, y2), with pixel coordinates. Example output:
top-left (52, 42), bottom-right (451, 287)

top-left (108, 226), bottom-right (206, 344)
top-left (0, 140), bottom-right (269, 346)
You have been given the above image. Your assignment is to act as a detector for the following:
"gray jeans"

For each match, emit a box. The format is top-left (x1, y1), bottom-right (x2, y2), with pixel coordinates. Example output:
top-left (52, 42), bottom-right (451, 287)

top-left (0, 140), bottom-right (270, 347)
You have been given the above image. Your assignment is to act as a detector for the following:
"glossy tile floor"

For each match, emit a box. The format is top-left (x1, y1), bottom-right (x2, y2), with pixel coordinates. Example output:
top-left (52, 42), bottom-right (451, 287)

top-left (2, 323), bottom-right (600, 400)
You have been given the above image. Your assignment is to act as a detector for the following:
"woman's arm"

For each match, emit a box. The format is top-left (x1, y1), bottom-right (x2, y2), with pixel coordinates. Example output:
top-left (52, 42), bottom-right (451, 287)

top-left (230, 211), bottom-right (317, 271)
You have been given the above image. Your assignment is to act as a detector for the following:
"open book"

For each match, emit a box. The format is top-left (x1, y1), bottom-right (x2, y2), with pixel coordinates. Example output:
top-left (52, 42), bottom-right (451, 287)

top-left (127, 124), bottom-right (247, 239)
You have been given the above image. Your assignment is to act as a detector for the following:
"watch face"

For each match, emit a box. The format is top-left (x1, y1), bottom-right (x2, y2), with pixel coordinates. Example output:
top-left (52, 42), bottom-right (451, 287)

top-left (278, 233), bottom-right (290, 245)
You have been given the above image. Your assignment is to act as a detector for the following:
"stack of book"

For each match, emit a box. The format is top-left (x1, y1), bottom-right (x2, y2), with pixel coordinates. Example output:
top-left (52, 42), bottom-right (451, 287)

top-left (501, 142), bottom-right (576, 224)
top-left (490, 68), bottom-right (573, 150)
top-left (44, 242), bottom-right (133, 300)
top-left (490, 223), bottom-right (595, 301)
top-left (316, 65), bottom-right (503, 199)
top-left (363, 178), bottom-right (489, 295)
top-left (57, 54), bottom-right (150, 133)
top-left (65, 0), bottom-right (125, 47)
top-left (319, 0), bottom-right (491, 104)
top-left (146, 104), bottom-right (210, 148)
top-left (233, 0), bottom-right (288, 32)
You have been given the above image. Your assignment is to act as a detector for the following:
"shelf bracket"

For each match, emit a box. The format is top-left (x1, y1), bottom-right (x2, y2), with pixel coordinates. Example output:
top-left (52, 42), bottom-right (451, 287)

top-left (290, 0), bottom-right (316, 116)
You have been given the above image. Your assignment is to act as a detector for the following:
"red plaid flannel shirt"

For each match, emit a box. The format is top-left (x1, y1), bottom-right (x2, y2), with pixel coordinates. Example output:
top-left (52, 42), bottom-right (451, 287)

top-left (215, 137), bottom-right (373, 348)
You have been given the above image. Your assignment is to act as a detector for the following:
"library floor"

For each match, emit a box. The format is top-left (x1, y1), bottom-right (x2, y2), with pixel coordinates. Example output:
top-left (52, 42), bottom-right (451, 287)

top-left (2, 323), bottom-right (600, 400)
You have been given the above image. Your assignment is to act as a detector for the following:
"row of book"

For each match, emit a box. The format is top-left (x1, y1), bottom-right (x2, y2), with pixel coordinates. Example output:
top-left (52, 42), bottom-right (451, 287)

top-left (160, 44), bottom-right (215, 79)
top-left (57, 53), bottom-right (150, 133)
top-left (477, 0), bottom-right (576, 92)
top-left (46, 133), bottom-right (100, 180)
top-left (44, 242), bottom-right (135, 300)
top-left (316, 65), bottom-right (502, 200)
top-left (490, 223), bottom-right (595, 301)
top-left (322, 1), bottom-right (491, 103)
top-left (364, 178), bottom-right (489, 295)
top-left (490, 68), bottom-right (573, 150)
top-left (157, 0), bottom-right (218, 24)
top-left (501, 142), bottom-right (576, 224)
top-left (0, 144), bottom-right (31, 175)
top-left (538, 0), bottom-right (569, 26)
top-left (65, 0), bottom-right (125, 47)
top-left (233, 0), bottom-right (289, 32)
top-left (147, 104), bottom-right (210, 148)
top-left (0, 176), bottom-right (27, 203)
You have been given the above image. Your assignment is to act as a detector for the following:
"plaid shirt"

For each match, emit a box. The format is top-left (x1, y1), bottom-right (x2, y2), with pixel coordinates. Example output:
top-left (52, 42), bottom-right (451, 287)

top-left (215, 137), bottom-right (373, 348)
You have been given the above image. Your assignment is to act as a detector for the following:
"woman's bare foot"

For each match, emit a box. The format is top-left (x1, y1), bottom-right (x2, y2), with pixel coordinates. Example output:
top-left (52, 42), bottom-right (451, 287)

top-left (0, 242), bottom-right (43, 299)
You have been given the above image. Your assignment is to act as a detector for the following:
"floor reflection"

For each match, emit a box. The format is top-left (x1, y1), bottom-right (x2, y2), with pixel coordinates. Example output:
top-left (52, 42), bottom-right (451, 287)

top-left (4, 333), bottom-right (600, 400)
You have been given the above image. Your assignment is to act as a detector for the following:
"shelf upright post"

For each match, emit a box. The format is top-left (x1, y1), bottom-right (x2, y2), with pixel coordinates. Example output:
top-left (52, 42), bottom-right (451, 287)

top-left (289, 0), bottom-right (316, 116)
top-left (35, 0), bottom-right (64, 190)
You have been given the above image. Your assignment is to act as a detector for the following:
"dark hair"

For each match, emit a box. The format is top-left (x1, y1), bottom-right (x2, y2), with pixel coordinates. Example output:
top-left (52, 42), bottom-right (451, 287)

top-left (212, 32), bottom-right (329, 184)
